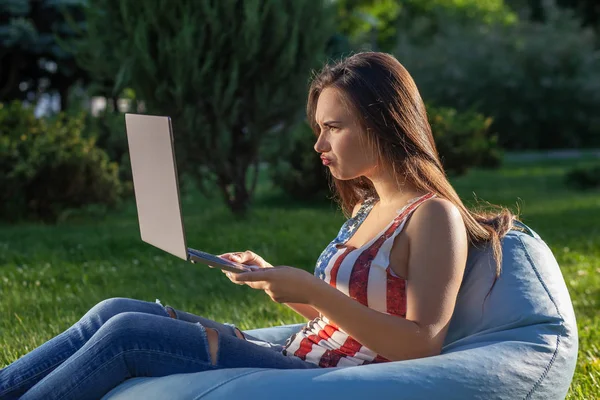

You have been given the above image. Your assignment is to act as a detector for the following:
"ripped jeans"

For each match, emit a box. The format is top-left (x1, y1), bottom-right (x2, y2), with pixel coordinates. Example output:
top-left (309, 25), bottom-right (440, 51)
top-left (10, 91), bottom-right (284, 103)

top-left (0, 297), bottom-right (318, 400)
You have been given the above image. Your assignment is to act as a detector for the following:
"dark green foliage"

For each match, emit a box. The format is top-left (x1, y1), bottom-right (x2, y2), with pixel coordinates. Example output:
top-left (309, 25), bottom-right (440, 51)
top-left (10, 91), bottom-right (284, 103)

top-left (507, 0), bottom-right (600, 29)
top-left (332, 0), bottom-right (515, 52)
top-left (565, 164), bottom-right (600, 190)
top-left (554, 0), bottom-right (600, 28)
top-left (428, 105), bottom-right (503, 175)
top-left (70, 0), bottom-right (335, 215)
top-left (0, 0), bottom-right (89, 109)
top-left (269, 121), bottom-right (330, 200)
top-left (0, 101), bottom-right (123, 223)
top-left (395, 3), bottom-right (600, 150)
top-left (84, 111), bottom-right (132, 190)
top-left (333, 0), bottom-right (402, 52)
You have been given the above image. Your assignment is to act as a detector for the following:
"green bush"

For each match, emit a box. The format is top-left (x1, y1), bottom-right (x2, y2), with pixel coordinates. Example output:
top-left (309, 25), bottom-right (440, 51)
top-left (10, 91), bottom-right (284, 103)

top-left (86, 112), bottom-right (127, 167)
top-left (395, 4), bottom-right (600, 149)
top-left (564, 164), bottom-right (600, 190)
top-left (269, 106), bottom-right (500, 199)
top-left (70, 0), bottom-right (334, 215)
top-left (268, 121), bottom-right (330, 200)
top-left (0, 101), bottom-right (123, 223)
top-left (428, 105), bottom-right (502, 175)
top-left (333, 0), bottom-right (516, 53)
top-left (84, 110), bottom-right (133, 193)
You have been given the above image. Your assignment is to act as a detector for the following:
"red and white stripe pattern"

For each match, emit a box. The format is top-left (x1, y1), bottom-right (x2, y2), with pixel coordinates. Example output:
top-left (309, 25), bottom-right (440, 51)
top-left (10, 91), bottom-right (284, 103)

top-left (282, 192), bottom-right (436, 368)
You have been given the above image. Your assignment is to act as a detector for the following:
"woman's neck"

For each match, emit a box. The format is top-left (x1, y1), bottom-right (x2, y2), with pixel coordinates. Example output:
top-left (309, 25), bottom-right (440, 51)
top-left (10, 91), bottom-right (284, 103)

top-left (365, 167), bottom-right (423, 208)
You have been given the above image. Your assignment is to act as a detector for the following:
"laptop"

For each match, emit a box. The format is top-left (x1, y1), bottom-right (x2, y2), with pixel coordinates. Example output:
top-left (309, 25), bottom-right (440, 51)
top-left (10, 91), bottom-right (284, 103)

top-left (124, 113), bottom-right (257, 274)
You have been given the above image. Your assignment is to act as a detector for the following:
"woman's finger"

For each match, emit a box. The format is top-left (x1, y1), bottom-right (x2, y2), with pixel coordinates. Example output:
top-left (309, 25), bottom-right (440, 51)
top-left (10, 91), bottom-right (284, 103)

top-left (221, 251), bottom-right (268, 268)
top-left (243, 281), bottom-right (267, 290)
top-left (235, 251), bottom-right (253, 263)
top-left (230, 272), bottom-right (267, 288)
top-left (218, 253), bottom-right (236, 261)
top-left (226, 271), bottom-right (246, 285)
top-left (234, 269), bottom-right (269, 282)
top-left (238, 250), bottom-right (267, 266)
top-left (219, 252), bottom-right (248, 264)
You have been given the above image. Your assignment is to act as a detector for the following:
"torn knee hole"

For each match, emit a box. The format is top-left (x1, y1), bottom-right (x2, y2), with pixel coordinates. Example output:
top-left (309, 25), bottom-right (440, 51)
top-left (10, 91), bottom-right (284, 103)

top-left (205, 327), bottom-right (219, 365)
top-left (234, 327), bottom-right (245, 340)
top-left (165, 307), bottom-right (177, 319)
top-left (156, 299), bottom-right (177, 319)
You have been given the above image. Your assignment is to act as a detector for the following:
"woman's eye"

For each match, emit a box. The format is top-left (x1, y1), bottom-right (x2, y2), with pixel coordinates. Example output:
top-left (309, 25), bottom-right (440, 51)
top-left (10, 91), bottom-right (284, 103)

top-left (329, 126), bottom-right (339, 132)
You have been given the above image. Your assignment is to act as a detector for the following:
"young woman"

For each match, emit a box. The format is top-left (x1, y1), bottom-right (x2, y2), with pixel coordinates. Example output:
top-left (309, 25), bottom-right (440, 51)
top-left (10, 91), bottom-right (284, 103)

top-left (0, 52), bottom-right (516, 399)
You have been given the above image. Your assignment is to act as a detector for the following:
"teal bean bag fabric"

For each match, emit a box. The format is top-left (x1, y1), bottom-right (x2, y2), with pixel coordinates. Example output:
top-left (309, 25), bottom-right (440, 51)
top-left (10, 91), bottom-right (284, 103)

top-left (103, 223), bottom-right (578, 400)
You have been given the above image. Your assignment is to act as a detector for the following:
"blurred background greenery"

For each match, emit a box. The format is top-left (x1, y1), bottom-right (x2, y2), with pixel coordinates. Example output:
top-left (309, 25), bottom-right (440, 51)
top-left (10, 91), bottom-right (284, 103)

top-left (2, 0), bottom-right (599, 220)
top-left (1, 0), bottom-right (599, 398)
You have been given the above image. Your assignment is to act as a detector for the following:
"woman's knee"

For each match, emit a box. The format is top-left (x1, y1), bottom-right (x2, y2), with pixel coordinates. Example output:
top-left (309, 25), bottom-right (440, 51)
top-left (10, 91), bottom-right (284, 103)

top-left (86, 297), bottom-right (168, 322)
top-left (91, 297), bottom-right (134, 312)
top-left (95, 312), bottom-right (150, 343)
top-left (83, 297), bottom-right (143, 322)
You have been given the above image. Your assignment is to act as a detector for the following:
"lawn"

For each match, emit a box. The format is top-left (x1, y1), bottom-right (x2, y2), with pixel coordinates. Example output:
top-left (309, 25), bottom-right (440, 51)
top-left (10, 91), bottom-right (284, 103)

top-left (1, 156), bottom-right (598, 398)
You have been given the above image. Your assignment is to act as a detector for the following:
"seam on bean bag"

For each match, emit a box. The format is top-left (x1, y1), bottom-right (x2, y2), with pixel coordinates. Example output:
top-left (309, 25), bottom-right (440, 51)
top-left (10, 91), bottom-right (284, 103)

top-left (192, 370), bottom-right (265, 400)
top-left (518, 235), bottom-right (565, 400)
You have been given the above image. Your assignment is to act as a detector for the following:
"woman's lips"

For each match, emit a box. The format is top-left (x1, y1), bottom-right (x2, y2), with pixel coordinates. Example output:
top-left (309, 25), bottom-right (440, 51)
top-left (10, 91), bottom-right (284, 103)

top-left (321, 157), bottom-right (332, 166)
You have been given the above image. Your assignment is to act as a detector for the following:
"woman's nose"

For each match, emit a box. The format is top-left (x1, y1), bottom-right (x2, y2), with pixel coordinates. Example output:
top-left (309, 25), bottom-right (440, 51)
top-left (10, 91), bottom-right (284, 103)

top-left (314, 133), bottom-right (330, 153)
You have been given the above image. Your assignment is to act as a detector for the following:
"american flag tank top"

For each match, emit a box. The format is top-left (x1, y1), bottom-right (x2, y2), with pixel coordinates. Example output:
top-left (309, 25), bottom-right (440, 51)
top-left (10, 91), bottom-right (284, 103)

top-left (281, 192), bottom-right (436, 368)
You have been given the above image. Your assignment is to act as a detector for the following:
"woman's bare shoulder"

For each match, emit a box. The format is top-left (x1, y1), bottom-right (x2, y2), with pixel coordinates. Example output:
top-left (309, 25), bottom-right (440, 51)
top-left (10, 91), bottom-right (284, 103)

top-left (406, 197), bottom-right (465, 237)
top-left (402, 196), bottom-right (468, 287)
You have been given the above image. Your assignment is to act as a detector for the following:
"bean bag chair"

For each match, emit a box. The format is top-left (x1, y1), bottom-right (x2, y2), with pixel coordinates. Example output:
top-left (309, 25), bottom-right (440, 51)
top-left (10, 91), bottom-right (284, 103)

top-left (102, 222), bottom-right (578, 400)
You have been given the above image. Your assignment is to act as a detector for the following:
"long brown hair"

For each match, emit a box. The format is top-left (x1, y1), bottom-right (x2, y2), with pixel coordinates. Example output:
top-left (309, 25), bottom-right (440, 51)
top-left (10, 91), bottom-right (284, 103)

top-left (307, 52), bottom-right (517, 283)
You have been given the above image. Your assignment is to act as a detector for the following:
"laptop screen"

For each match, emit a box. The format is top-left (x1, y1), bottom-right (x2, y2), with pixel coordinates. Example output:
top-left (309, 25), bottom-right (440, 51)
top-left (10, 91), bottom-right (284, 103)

top-left (124, 113), bottom-right (188, 260)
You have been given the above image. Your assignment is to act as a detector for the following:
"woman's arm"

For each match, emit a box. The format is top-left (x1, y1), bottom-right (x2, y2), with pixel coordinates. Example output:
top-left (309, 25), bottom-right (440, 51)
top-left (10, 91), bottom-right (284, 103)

top-left (284, 303), bottom-right (320, 321)
top-left (307, 199), bottom-right (468, 361)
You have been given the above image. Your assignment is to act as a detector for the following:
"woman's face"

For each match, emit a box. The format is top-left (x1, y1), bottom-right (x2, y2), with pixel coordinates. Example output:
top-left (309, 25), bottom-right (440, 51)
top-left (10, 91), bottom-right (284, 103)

top-left (313, 87), bottom-right (379, 180)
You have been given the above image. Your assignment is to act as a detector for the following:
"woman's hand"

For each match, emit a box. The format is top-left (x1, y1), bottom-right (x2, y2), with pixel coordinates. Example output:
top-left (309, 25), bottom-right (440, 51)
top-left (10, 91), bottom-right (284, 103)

top-left (218, 250), bottom-right (273, 286)
top-left (218, 251), bottom-right (323, 304)
top-left (234, 266), bottom-right (321, 304)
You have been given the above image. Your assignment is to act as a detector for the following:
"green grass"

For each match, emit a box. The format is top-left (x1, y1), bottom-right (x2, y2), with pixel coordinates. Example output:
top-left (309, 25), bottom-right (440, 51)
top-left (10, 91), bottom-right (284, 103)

top-left (1, 157), bottom-right (599, 398)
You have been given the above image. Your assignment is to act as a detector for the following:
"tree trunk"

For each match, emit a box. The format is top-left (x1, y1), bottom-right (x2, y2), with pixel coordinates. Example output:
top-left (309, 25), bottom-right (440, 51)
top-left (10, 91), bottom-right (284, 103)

top-left (0, 54), bottom-right (23, 101)
top-left (111, 95), bottom-right (119, 113)
top-left (216, 173), bottom-right (250, 217)
top-left (230, 179), bottom-right (250, 216)
top-left (59, 85), bottom-right (69, 111)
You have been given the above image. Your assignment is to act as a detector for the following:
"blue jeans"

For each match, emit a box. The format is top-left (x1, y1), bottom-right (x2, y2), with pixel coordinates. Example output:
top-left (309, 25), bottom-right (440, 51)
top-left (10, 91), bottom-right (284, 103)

top-left (0, 297), bottom-right (318, 400)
